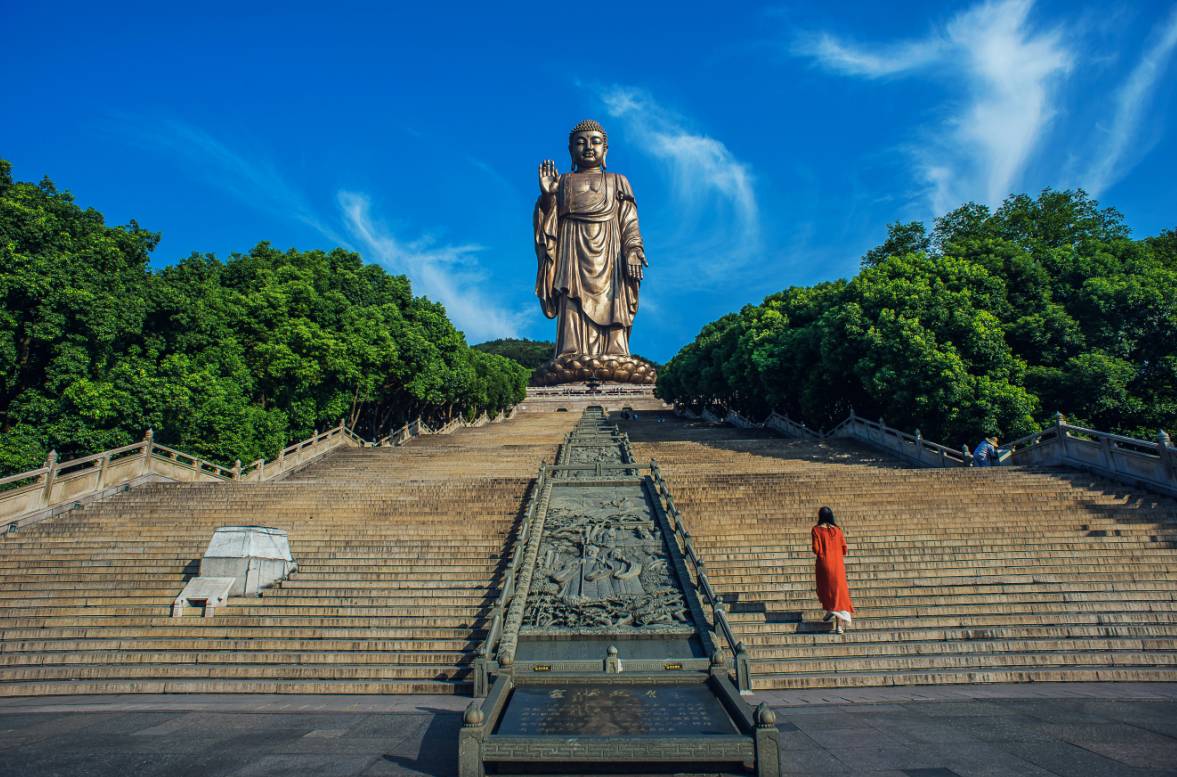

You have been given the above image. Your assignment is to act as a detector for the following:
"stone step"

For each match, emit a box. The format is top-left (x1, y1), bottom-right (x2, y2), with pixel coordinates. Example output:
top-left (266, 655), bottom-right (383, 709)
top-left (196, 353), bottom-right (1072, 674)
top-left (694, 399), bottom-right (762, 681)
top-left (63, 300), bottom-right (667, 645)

top-left (749, 635), bottom-right (1177, 659)
top-left (0, 649), bottom-right (469, 666)
top-left (0, 625), bottom-right (485, 639)
top-left (752, 649), bottom-right (1177, 674)
top-left (0, 678), bottom-right (468, 696)
top-left (751, 665), bottom-right (1177, 690)
top-left (0, 638), bottom-right (477, 653)
top-left (0, 663), bottom-right (471, 681)
top-left (622, 411), bottom-right (1177, 691)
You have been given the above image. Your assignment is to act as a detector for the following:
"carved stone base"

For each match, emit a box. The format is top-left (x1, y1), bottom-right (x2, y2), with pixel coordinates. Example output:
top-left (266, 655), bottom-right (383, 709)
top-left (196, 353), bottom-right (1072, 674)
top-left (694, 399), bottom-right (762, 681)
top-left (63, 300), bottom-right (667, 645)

top-left (531, 353), bottom-right (657, 386)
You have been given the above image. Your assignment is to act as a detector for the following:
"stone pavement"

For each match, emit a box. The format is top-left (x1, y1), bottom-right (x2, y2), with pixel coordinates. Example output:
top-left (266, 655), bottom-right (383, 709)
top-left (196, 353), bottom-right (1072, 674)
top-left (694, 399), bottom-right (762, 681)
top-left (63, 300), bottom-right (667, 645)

top-left (0, 684), bottom-right (1175, 776)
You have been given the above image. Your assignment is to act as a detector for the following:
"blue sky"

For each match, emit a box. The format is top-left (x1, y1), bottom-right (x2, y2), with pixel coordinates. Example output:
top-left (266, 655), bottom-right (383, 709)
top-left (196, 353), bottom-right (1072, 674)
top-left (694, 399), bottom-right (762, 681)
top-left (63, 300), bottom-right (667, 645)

top-left (3, 1), bottom-right (1175, 362)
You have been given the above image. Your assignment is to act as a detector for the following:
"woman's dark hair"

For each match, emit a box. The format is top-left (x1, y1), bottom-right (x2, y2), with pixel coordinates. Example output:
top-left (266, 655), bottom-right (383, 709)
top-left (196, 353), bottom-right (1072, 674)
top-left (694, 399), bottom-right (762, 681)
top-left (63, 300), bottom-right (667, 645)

top-left (817, 506), bottom-right (837, 526)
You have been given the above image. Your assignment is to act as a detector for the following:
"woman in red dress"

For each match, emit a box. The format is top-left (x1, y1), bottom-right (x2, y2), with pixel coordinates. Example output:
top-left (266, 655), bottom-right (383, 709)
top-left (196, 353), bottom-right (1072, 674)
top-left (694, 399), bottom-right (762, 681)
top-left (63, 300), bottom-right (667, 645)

top-left (812, 506), bottom-right (854, 634)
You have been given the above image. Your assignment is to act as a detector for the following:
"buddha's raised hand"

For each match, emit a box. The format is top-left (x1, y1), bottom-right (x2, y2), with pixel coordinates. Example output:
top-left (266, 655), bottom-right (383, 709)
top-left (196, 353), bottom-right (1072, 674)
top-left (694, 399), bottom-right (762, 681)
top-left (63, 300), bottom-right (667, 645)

top-left (538, 159), bottom-right (560, 196)
top-left (626, 248), bottom-right (645, 281)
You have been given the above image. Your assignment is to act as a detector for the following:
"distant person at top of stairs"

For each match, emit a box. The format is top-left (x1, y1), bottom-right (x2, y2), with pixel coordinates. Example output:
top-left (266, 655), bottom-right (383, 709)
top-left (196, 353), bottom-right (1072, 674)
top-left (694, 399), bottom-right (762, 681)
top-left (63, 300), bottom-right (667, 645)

top-left (812, 506), bottom-right (854, 635)
top-left (972, 436), bottom-right (1001, 467)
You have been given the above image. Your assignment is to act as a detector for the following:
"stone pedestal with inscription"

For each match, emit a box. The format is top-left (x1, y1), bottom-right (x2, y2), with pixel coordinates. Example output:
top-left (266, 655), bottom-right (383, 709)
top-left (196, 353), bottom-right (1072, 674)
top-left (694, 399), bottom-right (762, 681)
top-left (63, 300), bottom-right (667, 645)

top-left (458, 408), bottom-right (779, 776)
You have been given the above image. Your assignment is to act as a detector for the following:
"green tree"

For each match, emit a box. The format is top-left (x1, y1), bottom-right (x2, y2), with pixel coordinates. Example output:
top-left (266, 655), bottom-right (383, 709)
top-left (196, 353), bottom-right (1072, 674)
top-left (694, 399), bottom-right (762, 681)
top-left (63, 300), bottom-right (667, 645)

top-left (0, 161), bottom-right (530, 475)
top-left (0, 160), bottom-right (156, 471)
top-left (474, 338), bottom-right (556, 370)
top-left (658, 189), bottom-right (1176, 446)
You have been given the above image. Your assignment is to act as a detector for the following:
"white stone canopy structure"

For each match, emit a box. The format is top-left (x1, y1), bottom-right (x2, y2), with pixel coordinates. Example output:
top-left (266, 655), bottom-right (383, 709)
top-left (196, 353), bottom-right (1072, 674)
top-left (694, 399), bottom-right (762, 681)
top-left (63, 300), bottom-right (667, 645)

top-left (200, 525), bottom-right (296, 595)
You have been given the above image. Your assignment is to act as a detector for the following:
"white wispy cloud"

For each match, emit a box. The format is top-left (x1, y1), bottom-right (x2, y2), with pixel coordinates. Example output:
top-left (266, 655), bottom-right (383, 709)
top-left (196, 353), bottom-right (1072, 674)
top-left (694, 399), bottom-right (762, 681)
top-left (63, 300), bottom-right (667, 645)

top-left (122, 119), bottom-right (524, 342)
top-left (338, 192), bottom-right (527, 342)
top-left (795, 33), bottom-right (945, 77)
top-left (1083, 5), bottom-right (1177, 195)
top-left (123, 119), bottom-right (348, 245)
top-left (599, 86), bottom-right (759, 285)
top-left (798, 0), bottom-right (1073, 214)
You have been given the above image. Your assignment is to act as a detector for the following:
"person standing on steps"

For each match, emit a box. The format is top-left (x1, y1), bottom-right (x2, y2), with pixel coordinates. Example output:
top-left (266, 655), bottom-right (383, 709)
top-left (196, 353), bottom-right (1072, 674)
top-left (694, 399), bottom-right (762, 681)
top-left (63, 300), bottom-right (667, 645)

top-left (812, 506), bottom-right (853, 635)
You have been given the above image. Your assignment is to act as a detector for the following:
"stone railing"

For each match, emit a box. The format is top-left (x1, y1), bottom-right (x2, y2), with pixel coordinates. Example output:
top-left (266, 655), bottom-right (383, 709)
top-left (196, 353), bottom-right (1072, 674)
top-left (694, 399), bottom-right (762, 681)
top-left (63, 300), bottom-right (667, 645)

top-left (724, 410), bottom-right (763, 430)
top-left (700, 408), bottom-right (725, 424)
top-left (997, 413), bottom-right (1176, 497)
top-left (650, 459), bottom-right (751, 692)
top-left (764, 411), bottom-right (822, 441)
top-left (0, 422), bottom-right (361, 534)
top-left (726, 407), bottom-right (1176, 497)
top-left (825, 412), bottom-right (971, 468)
top-left (0, 408), bottom-right (515, 535)
top-left (373, 408), bottom-right (513, 447)
top-left (473, 462), bottom-right (550, 696)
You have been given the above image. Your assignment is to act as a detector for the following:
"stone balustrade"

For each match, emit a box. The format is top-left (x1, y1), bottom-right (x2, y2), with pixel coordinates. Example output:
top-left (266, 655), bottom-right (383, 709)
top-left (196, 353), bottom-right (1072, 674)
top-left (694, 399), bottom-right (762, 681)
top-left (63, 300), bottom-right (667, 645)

top-left (1, 409), bottom-right (515, 534)
top-left (999, 414), bottom-right (1176, 497)
top-left (714, 407), bottom-right (1175, 497)
top-left (764, 412), bottom-right (822, 441)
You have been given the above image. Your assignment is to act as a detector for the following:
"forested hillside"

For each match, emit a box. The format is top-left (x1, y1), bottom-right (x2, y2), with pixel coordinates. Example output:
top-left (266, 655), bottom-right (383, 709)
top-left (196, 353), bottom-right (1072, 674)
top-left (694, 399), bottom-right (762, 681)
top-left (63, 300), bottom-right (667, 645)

top-left (657, 190), bottom-right (1177, 445)
top-left (0, 160), bottom-right (528, 474)
top-left (474, 338), bottom-right (556, 370)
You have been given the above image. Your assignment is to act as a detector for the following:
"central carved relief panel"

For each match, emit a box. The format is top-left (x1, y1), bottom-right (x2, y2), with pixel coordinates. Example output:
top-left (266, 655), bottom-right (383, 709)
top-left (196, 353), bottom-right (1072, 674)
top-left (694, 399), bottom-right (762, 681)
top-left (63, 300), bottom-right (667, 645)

top-left (521, 484), bottom-right (691, 634)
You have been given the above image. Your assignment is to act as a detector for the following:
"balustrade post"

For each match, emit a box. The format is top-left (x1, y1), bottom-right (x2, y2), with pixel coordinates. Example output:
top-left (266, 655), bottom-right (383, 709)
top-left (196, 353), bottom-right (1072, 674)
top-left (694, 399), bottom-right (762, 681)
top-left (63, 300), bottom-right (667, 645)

top-left (96, 453), bottom-right (111, 490)
top-left (1099, 434), bottom-right (1116, 473)
top-left (1054, 411), bottom-right (1069, 463)
top-left (961, 445), bottom-right (971, 466)
top-left (734, 641), bottom-right (752, 693)
top-left (1158, 430), bottom-right (1173, 479)
top-left (914, 429), bottom-right (922, 464)
top-left (256, 458), bottom-right (265, 482)
top-left (41, 450), bottom-right (58, 505)
top-left (232, 460), bottom-right (241, 480)
top-left (142, 428), bottom-right (154, 474)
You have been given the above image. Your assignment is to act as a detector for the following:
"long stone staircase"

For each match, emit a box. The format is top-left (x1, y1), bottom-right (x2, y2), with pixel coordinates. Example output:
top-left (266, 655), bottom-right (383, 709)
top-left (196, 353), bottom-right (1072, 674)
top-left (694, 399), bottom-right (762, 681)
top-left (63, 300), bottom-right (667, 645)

top-left (0, 414), bottom-right (577, 696)
top-left (3, 408), bottom-right (1176, 697)
top-left (622, 412), bottom-right (1177, 689)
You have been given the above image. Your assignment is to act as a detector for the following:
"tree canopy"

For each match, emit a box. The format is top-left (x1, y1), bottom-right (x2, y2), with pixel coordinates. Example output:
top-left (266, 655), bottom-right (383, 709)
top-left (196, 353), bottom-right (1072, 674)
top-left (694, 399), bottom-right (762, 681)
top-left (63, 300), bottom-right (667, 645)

top-left (0, 160), bottom-right (528, 474)
top-left (474, 338), bottom-right (556, 371)
top-left (657, 189), bottom-right (1176, 446)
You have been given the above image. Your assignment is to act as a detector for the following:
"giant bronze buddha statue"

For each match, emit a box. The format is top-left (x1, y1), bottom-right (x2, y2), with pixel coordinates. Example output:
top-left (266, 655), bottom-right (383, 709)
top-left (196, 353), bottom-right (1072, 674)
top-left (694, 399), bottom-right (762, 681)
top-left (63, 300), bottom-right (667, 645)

top-left (532, 119), bottom-right (655, 385)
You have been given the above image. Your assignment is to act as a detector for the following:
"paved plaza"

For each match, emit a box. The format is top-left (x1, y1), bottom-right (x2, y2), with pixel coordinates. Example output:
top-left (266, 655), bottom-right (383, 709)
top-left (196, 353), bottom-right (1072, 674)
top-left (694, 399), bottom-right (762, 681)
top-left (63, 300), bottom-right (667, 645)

top-left (0, 684), bottom-right (1174, 776)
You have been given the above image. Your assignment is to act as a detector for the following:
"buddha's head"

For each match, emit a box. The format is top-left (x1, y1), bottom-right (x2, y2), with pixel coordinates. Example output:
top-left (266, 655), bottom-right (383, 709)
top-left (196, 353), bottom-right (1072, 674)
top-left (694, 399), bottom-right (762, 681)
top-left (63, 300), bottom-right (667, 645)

top-left (569, 119), bottom-right (608, 172)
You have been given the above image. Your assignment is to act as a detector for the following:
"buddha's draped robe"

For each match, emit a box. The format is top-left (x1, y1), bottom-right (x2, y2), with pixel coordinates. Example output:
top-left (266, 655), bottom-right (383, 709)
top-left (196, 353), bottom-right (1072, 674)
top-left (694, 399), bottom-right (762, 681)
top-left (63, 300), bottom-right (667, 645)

top-left (534, 170), bottom-right (645, 356)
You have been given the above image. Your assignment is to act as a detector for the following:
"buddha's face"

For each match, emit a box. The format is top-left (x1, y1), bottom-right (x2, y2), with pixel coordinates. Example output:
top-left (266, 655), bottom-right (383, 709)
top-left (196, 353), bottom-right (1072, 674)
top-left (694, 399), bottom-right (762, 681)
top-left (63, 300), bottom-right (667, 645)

top-left (570, 130), bottom-right (607, 170)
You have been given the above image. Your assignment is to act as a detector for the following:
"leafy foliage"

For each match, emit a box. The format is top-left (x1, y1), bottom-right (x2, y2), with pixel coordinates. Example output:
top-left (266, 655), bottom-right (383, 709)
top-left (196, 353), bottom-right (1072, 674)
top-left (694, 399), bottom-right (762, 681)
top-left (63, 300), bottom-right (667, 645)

top-left (474, 338), bottom-right (556, 370)
top-left (657, 189), bottom-right (1176, 446)
top-left (0, 161), bottom-right (528, 474)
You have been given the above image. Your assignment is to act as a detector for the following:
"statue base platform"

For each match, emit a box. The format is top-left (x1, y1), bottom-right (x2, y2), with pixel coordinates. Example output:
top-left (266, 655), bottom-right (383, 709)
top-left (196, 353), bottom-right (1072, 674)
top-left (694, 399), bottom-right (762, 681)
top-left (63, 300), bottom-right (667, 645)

top-left (530, 353), bottom-right (656, 387)
top-left (519, 383), bottom-right (669, 414)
